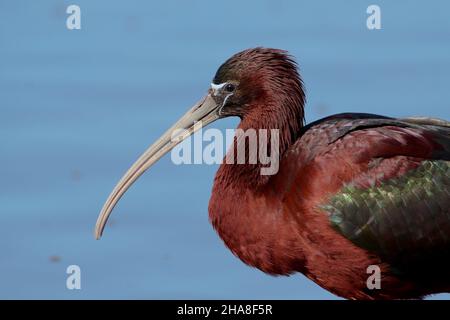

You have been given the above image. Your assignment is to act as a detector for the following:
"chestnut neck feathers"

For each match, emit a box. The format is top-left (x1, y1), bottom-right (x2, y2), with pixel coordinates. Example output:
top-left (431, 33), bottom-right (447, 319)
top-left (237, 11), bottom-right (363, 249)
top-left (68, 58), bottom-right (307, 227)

top-left (214, 48), bottom-right (306, 189)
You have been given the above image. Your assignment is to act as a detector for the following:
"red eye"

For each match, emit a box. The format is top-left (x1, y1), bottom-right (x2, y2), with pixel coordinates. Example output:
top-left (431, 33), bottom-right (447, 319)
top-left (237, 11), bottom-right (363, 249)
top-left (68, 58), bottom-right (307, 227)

top-left (225, 83), bottom-right (235, 92)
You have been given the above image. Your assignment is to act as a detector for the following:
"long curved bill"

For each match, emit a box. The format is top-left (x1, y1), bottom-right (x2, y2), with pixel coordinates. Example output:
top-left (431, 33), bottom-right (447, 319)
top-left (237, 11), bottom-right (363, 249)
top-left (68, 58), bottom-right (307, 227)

top-left (94, 94), bottom-right (220, 239)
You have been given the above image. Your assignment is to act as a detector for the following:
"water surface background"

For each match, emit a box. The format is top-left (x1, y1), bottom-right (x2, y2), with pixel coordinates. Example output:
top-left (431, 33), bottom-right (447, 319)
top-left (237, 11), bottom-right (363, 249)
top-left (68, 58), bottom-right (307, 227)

top-left (1, 1), bottom-right (449, 299)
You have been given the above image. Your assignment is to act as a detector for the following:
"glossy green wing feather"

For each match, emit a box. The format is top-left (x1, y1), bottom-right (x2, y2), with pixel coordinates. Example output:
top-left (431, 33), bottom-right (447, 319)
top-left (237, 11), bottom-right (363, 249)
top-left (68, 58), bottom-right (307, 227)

top-left (324, 160), bottom-right (450, 263)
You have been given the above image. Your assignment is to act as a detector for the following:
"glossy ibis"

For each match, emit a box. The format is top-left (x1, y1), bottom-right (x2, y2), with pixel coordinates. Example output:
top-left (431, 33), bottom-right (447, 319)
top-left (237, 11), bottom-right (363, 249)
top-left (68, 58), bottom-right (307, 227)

top-left (95, 48), bottom-right (450, 299)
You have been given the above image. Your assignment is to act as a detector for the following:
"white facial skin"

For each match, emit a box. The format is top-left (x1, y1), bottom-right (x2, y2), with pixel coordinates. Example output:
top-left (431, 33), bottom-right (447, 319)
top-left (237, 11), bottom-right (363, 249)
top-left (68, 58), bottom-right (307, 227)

top-left (210, 82), bottom-right (234, 115)
top-left (210, 82), bottom-right (226, 94)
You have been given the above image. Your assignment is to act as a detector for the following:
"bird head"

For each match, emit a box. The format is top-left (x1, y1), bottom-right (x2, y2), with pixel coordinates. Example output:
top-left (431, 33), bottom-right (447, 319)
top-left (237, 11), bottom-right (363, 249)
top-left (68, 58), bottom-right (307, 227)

top-left (210, 47), bottom-right (304, 118)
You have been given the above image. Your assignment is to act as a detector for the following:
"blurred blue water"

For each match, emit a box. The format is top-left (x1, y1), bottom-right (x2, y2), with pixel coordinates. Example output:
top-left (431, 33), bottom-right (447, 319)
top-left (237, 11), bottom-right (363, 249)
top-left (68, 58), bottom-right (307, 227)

top-left (0, 0), bottom-right (449, 299)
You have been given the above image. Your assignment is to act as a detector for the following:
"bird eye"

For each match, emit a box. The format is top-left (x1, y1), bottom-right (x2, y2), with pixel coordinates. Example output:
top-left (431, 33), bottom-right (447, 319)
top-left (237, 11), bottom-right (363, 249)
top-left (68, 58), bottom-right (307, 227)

top-left (225, 83), bottom-right (235, 92)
